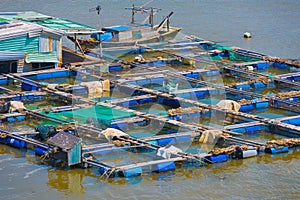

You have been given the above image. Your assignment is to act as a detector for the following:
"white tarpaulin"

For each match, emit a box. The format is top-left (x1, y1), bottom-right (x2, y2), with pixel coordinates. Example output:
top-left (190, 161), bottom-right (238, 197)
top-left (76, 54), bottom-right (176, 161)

top-left (216, 100), bottom-right (241, 112)
top-left (100, 128), bottom-right (129, 142)
top-left (157, 145), bottom-right (183, 159)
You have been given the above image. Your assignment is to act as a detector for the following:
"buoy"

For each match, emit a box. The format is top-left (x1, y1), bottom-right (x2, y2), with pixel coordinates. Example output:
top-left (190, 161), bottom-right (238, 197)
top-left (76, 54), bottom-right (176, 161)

top-left (244, 32), bottom-right (251, 38)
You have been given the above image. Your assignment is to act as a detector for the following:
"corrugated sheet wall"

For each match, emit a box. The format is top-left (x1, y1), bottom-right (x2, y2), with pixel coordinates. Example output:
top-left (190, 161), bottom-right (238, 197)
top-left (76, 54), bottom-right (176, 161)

top-left (39, 35), bottom-right (56, 52)
top-left (0, 35), bottom-right (39, 52)
top-left (57, 38), bottom-right (62, 67)
top-left (68, 141), bottom-right (82, 166)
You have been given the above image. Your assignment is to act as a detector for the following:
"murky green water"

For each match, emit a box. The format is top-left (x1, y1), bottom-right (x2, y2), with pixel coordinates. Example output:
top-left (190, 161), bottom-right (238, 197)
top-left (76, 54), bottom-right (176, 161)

top-left (1, 0), bottom-right (300, 199)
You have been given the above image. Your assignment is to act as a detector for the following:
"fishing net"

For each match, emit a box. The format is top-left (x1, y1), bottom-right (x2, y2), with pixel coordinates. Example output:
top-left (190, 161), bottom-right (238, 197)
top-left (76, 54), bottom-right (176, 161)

top-left (40, 104), bottom-right (135, 124)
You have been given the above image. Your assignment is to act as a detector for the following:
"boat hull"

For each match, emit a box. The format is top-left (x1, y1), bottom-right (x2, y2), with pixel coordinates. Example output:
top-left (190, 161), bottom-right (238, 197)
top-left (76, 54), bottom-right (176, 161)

top-left (73, 27), bottom-right (182, 51)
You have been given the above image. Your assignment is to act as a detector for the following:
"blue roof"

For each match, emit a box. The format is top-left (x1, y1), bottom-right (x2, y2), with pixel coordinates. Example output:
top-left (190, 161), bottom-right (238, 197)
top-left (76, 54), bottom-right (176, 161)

top-left (102, 25), bottom-right (132, 32)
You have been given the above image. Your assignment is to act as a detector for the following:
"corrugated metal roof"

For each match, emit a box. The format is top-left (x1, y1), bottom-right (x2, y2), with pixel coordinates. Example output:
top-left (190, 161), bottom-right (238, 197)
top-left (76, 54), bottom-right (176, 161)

top-left (0, 21), bottom-right (63, 41)
top-left (25, 51), bottom-right (58, 63)
top-left (47, 131), bottom-right (81, 150)
top-left (0, 11), bottom-right (97, 35)
top-left (0, 35), bottom-right (39, 52)
top-left (0, 51), bottom-right (25, 61)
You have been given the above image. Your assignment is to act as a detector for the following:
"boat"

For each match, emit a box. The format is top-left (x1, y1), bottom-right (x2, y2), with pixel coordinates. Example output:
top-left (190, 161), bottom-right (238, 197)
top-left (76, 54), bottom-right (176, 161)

top-left (67, 4), bottom-right (182, 52)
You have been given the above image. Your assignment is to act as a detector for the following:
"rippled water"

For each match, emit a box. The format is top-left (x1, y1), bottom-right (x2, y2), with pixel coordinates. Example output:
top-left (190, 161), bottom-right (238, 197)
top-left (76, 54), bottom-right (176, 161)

top-left (0, 0), bottom-right (300, 199)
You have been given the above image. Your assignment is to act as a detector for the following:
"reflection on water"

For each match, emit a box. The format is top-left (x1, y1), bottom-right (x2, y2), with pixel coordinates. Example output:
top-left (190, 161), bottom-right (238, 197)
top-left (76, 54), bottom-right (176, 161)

top-left (1, 144), bottom-right (300, 199)
top-left (47, 169), bottom-right (85, 196)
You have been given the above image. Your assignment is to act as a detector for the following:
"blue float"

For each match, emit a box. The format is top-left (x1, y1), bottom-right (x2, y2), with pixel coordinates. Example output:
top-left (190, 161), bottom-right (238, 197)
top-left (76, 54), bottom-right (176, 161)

top-left (239, 104), bottom-right (255, 112)
top-left (138, 98), bottom-right (154, 104)
top-left (7, 137), bottom-right (27, 148)
top-left (35, 147), bottom-right (47, 155)
top-left (111, 122), bottom-right (127, 131)
top-left (152, 161), bottom-right (175, 173)
top-left (253, 62), bottom-right (269, 71)
top-left (205, 154), bottom-right (228, 163)
top-left (150, 77), bottom-right (164, 85)
top-left (185, 72), bottom-right (200, 79)
top-left (51, 71), bottom-right (68, 78)
top-left (252, 82), bottom-right (266, 88)
top-left (12, 96), bottom-right (21, 101)
top-left (273, 62), bottom-right (289, 69)
top-left (245, 125), bottom-right (262, 133)
top-left (109, 65), bottom-right (123, 72)
top-left (283, 118), bottom-right (300, 126)
top-left (195, 90), bottom-right (208, 99)
top-left (169, 115), bottom-right (181, 121)
top-left (0, 77), bottom-right (7, 85)
top-left (175, 135), bottom-right (191, 143)
top-left (36, 73), bottom-right (51, 80)
top-left (21, 82), bottom-right (38, 91)
top-left (157, 138), bottom-right (175, 146)
top-left (235, 84), bottom-right (250, 90)
top-left (265, 146), bottom-right (289, 154)
top-left (231, 127), bottom-right (246, 133)
top-left (122, 167), bottom-right (143, 177)
top-left (255, 101), bottom-right (269, 109)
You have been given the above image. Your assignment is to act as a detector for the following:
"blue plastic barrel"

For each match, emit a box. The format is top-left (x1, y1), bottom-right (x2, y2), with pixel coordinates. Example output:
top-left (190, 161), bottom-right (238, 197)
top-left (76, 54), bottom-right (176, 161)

top-left (239, 104), bottom-right (255, 112)
top-left (235, 84), bottom-right (250, 90)
top-left (138, 98), bottom-right (154, 104)
top-left (205, 154), bottom-right (228, 163)
top-left (7, 137), bottom-right (27, 148)
top-left (265, 146), bottom-right (289, 154)
top-left (122, 167), bottom-right (143, 177)
top-left (157, 138), bottom-right (175, 146)
top-left (109, 65), bottom-right (123, 72)
top-left (231, 127), bottom-right (246, 134)
top-left (255, 101), bottom-right (269, 109)
top-left (252, 82), bottom-right (266, 88)
top-left (35, 147), bottom-right (47, 155)
top-left (287, 118), bottom-right (300, 126)
top-left (175, 135), bottom-right (191, 143)
top-left (169, 115), bottom-right (181, 121)
top-left (152, 161), bottom-right (175, 173)
top-left (245, 125), bottom-right (262, 133)
top-left (111, 123), bottom-right (127, 131)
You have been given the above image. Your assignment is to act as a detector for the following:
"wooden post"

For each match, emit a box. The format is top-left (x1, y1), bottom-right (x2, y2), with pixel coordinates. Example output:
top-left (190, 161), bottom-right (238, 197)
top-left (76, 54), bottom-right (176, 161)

top-left (131, 4), bottom-right (135, 24)
top-left (74, 33), bottom-right (77, 52)
top-left (99, 33), bottom-right (102, 59)
top-left (149, 7), bottom-right (154, 28)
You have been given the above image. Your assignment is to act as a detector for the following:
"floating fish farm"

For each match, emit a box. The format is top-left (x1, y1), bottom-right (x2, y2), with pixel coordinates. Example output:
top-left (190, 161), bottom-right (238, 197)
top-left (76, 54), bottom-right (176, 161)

top-left (1, 35), bottom-right (300, 180)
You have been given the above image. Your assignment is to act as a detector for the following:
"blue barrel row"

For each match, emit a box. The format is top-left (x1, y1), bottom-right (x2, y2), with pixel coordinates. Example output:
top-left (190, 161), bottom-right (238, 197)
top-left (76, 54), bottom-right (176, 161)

top-left (99, 160), bottom-right (176, 178)
top-left (273, 97), bottom-right (299, 105)
top-left (0, 114), bottom-right (26, 123)
top-left (124, 77), bottom-right (165, 87)
top-left (117, 97), bottom-right (155, 108)
top-left (176, 90), bottom-right (211, 100)
top-left (96, 135), bottom-right (192, 177)
top-left (11, 92), bottom-right (45, 101)
top-left (169, 111), bottom-right (203, 121)
top-left (0, 76), bottom-right (8, 85)
top-left (229, 124), bottom-right (265, 134)
top-left (235, 81), bottom-right (267, 91)
top-left (281, 117), bottom-right (300, 126)
top-left (239, 101), bottom-right (269, 112)
top-left (0, 136), bottom-right (27, 148)
top-left (273, 62), bottom-right (290, 69)
top-left (21, 81), bottom-right (39, 91)
top-left (183, 70), bottom-right (220, 79)
top-left (24, 70), bottom-right (69, 80)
